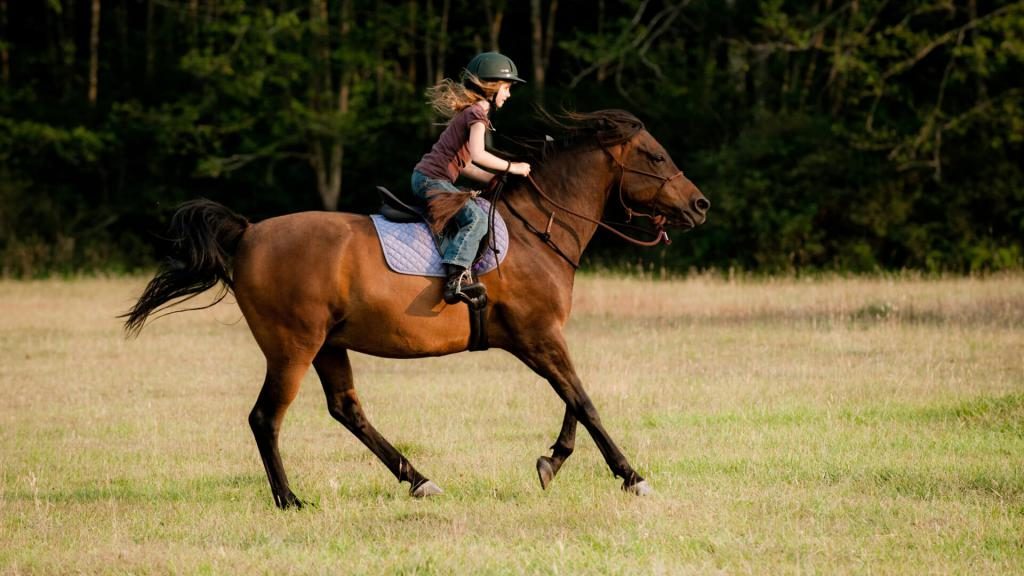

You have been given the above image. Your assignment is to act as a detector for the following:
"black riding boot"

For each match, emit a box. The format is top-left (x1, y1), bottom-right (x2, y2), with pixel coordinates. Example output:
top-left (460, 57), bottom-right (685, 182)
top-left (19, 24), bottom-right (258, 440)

top-left (443, 264), bottom-right (486, 305)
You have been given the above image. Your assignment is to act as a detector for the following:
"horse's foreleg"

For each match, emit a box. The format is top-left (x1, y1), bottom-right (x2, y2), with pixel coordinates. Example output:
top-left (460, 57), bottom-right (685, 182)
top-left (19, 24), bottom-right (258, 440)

top-left (536, 408), bottom-right (577, 490)
top-left (519, 333), bottom-right (651, 495)
top-left (249, 361), bottom-right (309, 509)
top-left (313, 346), bottom-right (442, 498)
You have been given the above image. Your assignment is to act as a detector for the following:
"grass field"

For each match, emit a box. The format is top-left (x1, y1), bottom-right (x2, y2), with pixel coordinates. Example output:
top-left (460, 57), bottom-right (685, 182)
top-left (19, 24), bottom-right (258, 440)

top-left (1, 274), bottom-right (1022, 574)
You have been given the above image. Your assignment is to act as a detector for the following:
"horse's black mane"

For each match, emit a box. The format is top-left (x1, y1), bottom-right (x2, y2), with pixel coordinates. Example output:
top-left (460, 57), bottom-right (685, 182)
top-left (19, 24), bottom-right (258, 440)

top-left (496, 109), bottom-right (645, 164)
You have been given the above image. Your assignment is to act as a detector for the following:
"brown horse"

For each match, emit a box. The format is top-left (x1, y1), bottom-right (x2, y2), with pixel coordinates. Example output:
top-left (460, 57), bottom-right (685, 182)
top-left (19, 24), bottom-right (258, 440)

top-left (124, 110), bottom-right (709, 509)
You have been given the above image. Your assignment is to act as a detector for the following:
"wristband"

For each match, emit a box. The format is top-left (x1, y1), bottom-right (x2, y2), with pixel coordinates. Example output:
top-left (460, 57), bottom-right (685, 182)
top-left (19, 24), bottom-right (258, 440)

top-left (506, 160), bottom-right (511, 172)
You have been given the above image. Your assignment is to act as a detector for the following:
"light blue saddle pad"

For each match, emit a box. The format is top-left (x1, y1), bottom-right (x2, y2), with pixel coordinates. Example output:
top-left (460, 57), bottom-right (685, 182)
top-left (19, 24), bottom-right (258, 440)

top-left (370, 198), bottom-right (509, 277)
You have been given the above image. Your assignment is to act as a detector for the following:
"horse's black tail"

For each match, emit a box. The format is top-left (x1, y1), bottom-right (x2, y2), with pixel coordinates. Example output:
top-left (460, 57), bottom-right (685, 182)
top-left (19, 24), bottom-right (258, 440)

top-left (122, 199), bottom-right (250, 337)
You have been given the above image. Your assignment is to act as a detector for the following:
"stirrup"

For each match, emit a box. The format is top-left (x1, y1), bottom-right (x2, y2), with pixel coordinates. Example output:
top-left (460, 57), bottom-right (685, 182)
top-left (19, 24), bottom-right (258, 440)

top-left (444, 268), bottom-right (486, 305)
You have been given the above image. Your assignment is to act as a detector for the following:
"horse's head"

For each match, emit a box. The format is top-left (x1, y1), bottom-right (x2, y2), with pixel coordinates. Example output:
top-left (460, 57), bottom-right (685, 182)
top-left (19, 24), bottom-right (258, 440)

top-left (515, 109), bottom-right (708, 236)
top-left (612, 130), bottom-right (709, 230)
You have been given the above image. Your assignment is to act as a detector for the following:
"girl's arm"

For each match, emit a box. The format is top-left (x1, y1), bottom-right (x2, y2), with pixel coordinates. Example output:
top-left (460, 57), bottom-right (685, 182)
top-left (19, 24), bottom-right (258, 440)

top-left (468, 122), bottom-right (531, 176)
top-left (460, 163), bottom-right (496, 183)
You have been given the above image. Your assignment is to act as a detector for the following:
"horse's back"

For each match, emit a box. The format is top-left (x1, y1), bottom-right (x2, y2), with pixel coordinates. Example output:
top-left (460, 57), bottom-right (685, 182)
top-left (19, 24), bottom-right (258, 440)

top-left (235, 211), bottom-right (367, 297)
top-left (232, 211), bottom-right (472, 357)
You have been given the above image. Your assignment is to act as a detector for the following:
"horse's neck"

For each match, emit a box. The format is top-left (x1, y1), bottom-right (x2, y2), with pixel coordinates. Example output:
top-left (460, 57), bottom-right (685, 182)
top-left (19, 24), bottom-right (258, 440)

top-left (536, 148), bottom-right (614, 217)
top-left (504, 147), bottom-right (615, 263)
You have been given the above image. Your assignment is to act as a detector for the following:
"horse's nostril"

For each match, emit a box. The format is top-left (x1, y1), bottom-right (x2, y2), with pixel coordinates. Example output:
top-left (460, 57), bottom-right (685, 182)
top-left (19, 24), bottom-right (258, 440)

top-left (693, 196), bottom-right (710, 213)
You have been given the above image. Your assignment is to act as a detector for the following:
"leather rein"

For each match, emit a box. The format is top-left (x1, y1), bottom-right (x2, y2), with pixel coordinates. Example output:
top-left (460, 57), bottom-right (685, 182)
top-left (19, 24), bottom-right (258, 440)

top-left (498, 147), bottom-right (680, 269)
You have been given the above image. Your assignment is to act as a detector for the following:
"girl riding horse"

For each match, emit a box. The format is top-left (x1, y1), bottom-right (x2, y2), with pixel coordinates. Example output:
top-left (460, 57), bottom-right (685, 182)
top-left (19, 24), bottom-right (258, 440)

top-left (412, 52), bottom-right (531, 305)
top-left (123, 109), bottom-right (710, 508)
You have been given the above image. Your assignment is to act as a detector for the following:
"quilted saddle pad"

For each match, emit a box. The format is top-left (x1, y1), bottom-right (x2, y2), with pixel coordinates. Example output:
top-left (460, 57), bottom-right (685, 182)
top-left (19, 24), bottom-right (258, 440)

top-left (370, 198), bottom-right (509, 278)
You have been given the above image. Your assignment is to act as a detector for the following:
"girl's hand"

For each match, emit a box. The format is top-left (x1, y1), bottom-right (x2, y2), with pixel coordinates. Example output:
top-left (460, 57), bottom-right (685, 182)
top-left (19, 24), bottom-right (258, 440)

top-left (510, 162), bottom-right (531, 176)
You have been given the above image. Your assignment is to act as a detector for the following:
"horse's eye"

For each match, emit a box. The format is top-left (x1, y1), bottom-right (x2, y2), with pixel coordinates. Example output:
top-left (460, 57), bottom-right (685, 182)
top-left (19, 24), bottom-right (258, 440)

top-left (653, 154), bottom-right (666, 163)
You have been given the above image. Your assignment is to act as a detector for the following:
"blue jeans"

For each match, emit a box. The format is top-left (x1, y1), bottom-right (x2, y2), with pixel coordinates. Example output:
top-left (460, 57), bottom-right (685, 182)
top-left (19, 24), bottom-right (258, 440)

top-left (411, 170), bottom-right (488, 269)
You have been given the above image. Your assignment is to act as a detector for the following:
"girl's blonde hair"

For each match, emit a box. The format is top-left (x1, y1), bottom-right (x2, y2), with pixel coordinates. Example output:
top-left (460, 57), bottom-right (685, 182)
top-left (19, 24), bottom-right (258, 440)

top-left (425, 72), bottom-right (507, 118)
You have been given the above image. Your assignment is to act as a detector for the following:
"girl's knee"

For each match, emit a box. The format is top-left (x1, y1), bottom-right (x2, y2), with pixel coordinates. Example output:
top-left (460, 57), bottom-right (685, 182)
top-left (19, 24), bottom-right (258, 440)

top-left (455, 201), bottom-right (486, 225)
top-left (468, 201), bottom-right (487, 219)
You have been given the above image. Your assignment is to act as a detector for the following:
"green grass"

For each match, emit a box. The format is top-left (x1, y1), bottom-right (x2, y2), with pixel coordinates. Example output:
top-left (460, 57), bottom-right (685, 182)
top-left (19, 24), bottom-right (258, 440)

top-left (1, 275), bottom-right (1022, 574)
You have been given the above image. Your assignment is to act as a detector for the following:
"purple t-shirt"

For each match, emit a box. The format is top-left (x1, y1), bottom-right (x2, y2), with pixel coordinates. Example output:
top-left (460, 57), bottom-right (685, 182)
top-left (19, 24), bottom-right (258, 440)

top-left (414, 104), bottom-right (492, 182)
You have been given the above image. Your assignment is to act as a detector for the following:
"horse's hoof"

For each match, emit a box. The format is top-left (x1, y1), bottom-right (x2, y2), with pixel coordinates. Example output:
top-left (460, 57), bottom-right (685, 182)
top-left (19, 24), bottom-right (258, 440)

top-left (277, 491), bottom-right (304, 510)
top-left (623, 480), bottom-right (653, 496)
top-left (410, 480), bottom-right (443, 498)
top-left (536, 456), bottom-right (555, 490)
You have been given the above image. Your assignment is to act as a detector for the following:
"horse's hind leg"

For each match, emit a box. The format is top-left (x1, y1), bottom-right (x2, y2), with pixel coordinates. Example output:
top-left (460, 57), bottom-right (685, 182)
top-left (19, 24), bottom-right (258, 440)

top-left (250, 360), bottom-right (311, 509)
top-left (536, 408), bottom-right (577, 490)
top-left (313, 345), bottom-right (442, 498)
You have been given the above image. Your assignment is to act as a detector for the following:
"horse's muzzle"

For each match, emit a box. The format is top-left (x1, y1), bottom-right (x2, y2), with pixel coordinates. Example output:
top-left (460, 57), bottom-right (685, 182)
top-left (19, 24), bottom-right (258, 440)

top-left (666, 194), bottom-right (709, 229)
top-left (680, 194), bottom-right (710, 228)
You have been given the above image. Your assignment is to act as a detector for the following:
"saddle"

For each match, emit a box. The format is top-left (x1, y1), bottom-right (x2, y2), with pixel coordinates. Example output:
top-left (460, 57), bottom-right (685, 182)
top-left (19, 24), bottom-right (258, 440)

top-left (376, 186), bottom-right (425, 223)
top-left (373, 186), bottom-right (499, 351)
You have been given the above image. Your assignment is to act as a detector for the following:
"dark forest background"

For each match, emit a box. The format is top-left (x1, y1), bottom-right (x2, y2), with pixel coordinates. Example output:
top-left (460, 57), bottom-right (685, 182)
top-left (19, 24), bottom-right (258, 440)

top-left (1, 0), bottom-right (1022, 276)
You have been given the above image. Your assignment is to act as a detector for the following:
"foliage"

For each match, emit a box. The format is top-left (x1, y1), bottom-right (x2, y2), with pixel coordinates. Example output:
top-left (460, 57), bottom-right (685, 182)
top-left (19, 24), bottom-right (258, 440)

top-left (0, 0), bottom-right (1021, 275)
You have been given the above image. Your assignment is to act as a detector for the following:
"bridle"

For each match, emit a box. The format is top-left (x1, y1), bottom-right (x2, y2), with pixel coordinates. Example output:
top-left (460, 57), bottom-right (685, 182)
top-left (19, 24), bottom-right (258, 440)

top-left (497, 145), bottom-right (680, 269)
top-left (605, 146), bottom-right (683, 228)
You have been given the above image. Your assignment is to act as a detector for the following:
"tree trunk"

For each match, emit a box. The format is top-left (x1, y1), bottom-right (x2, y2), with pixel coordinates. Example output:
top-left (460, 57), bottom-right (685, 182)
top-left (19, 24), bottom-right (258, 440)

top-left (308, 0), bottom-right (343, 211)
top-left (145, 0), bottom-right (155, 86)
top-left (406, 0), bottom-right (417, 86)
top-left (597, 0), bottom-right (606, 82)
top-left (116, 0), bottom-right (128, 76)
top-left (88, 0), bottom-right (100, 107)
top-left (968, 0), bottom-right (986, 100)
top-left (530, 0), bottom-right (544, 91)
top-left (435, 0), bottom-right (450, 84)
top-left (330, 0), bottom-right (353, 211)
top-left (340, 0), bottom-right (351, 116)
top-left (1, 0), bottom-right (9, 86)
top-left (530, 0), bottom-right (558, 96)
top-left (189, 0), bottom-right (198, 45)
top-left (543, 0), bottom-right (557, 78)
top-left (62, 0), bottom-right (76, 99)
top-left (374, 0), bottom-right (383, 103)
top-left (316, 0), bottom-right (331, 96)
top-left (425, 0), bottom-right (434, 86)
top-left (799, 0), bottom-right (828, 110)
top-left (483, 0), bottom-right (503, 52)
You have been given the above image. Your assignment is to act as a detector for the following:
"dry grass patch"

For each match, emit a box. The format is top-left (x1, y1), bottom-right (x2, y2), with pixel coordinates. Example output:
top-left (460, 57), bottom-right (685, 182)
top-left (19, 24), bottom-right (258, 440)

top-left (1, 274), bottom-right (1022, 574)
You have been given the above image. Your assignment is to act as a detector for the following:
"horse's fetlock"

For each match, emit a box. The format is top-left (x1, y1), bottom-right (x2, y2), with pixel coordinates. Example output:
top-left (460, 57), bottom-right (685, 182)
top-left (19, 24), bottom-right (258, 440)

top-left (551, 444), bottom-right (574, 459)
top-left (325, 403), bottom-right (346, 423)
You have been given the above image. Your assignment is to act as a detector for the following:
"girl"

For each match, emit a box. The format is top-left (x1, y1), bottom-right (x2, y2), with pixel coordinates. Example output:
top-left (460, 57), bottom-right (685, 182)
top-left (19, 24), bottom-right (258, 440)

top-left (411, 52), bottom-right (531, 305)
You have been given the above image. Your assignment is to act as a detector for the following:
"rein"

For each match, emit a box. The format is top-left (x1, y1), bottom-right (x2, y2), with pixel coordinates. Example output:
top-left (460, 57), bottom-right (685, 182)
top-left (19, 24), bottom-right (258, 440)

top-left (500, 146), bottom-right (677, 267)
top-left (524, 174), bottom-right (673, 247)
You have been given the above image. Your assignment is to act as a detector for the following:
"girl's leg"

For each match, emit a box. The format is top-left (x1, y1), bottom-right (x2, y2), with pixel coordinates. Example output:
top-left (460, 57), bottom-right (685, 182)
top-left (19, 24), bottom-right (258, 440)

top-left (442, 200), bottom-right (488, 268)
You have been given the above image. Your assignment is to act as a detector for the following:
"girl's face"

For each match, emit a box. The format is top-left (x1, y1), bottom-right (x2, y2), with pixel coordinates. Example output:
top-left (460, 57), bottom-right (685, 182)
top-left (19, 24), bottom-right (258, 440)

top-left (494, 82), bottom-right (512, 108)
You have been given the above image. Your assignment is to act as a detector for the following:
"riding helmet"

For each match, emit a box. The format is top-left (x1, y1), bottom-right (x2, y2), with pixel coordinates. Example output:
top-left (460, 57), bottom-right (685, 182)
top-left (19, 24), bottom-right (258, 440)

top-left (464, 52), bottom-right (526, 84)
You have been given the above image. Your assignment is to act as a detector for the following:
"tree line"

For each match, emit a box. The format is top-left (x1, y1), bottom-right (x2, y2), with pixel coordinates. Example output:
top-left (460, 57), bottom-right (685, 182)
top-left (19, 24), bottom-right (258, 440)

top-left (1, 0), bottom-right (1021, 276)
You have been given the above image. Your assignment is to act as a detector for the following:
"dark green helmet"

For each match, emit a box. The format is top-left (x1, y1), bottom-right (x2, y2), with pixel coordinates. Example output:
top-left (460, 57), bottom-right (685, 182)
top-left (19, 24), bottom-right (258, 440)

top-left (464, 52), bottom-right (526, 84)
